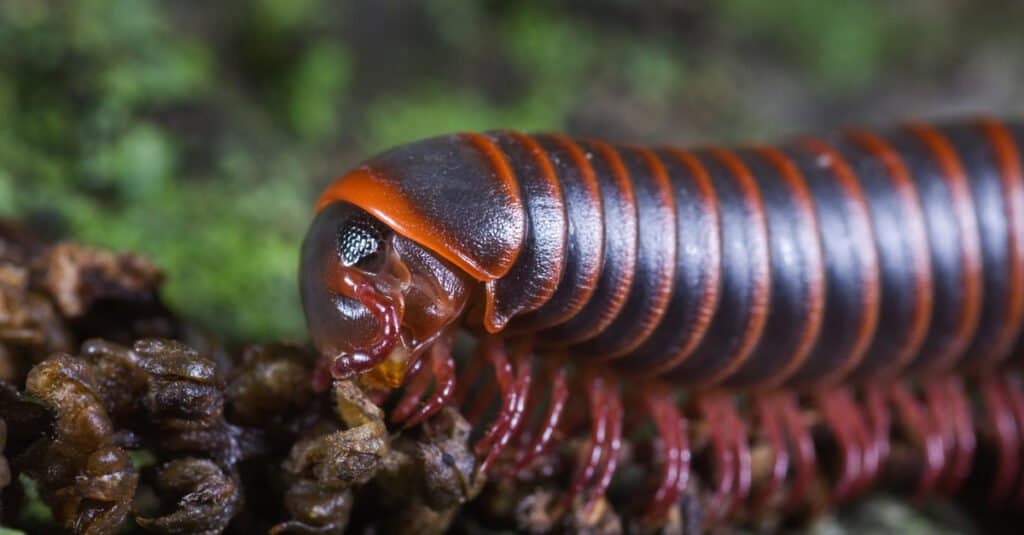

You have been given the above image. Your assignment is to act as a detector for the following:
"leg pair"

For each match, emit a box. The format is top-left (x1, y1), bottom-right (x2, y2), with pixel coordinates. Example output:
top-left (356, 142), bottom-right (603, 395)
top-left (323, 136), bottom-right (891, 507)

top-left (389, 331), bottom-right (457, 428)
top-left (815, 387), bottom-right (877, 503)
top-left (635, 381), bottom-right (690, 523)
top-left (822, 377), bottom-right (974, 502)
top-left (564, 368), bottom-right (624, 514)
top-left (458, 337), bottom-right (624, 509)
top-left (980, 372), bottom-right (1024, 506)
top-left (736, 393), bottom-right (818, 515)
top-left (455, 337), bottom-right (539, 476)
top-left (692, 392), bottom-right (750, 524)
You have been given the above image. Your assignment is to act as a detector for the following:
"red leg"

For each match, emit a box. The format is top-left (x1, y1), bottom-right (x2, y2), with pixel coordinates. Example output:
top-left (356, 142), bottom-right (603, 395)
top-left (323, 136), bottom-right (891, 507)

top-left (780, 393), bottom-right (815, 511)
top-left (862, 384), bottom-right (892, 492)
top-left (565, 370), bottom-right (610, 508)
top-left (312, 356), bottom-right (333, 393)
top-left (401, 337), bottom-right (457, 428)
top-left (923, 380), bottom-right (955, 492)
top-left (641, 382), bottom-right (689, 521)
top-left (948, 377), bottom-right (976, 496)
top-left (505, 359), bottom-right (546, 453)
top-left (722, 396), bottom-right (751, 519)
top-left (838, 389), bottom-right (875, 500)
top-left (816, 390), bottom-right (862, 503)
top-left (751, 393), bottom-right (789, 514)
top-left (479, 343), bottom-right (533, 474)
top-left (586, 376), bottom-right (624, 513)
top-left (389, 355), bottom-right (431, 424)
top-left (980, 376), bottom-right (1019, 505)
top-left (696, 393), bottom-right (734, 524)
top-left (513, 357), bottom-right (569, 474)
top-left (889, 381), bottom-right (945, 500)
top-left (1001, 375), bottom-right (1024, 506)
top-left (928, 377), bottom-right (975, 495)
top-left (473, 338), bottom-right (515, 475)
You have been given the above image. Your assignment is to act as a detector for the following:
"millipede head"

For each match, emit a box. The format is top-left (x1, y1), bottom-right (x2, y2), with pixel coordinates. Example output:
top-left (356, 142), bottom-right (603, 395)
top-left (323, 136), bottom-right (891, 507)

top-left (300, 201), bottom-right (472, 390)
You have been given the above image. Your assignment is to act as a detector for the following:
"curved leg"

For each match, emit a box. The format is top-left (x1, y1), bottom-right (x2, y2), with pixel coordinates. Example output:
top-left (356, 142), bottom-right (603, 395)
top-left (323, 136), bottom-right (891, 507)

top-left (505, 358), bottom-right (548, 454)
top-left (640, 382), bottom-right (689, 522)
top-left (473, 338), bottom-right (515, 475)
top-left (862, 384), bottom-right (892, 492)
top-left (401, 336), bottom-right (458, 428)
top-left (816, 389), bottom-right (863, 503)
top-left (586, 378), bottom-right (623, 514)
top-left (948, 377), bottom-right (976, 496)
top-left (312, 356), bottom-right (333, 393)
top-left (513, 356), bottom-right (569, 474)
top-left (780, 393), bottom-right (815, 511)
top-left (695, 393), bottom-right (737, 524)
top-left (389, 356), bottom-right (431, 424)
top-left (1001, 375), bottom-right (1024, 506)
top-left (751, 392), bottom-right (789, 514)
top-left (838, 389), bottom-right (876, 500)
top-left (565, 370), bottom-right (610, 508)
top-left (723, 397), bottom-right (751, 519)
top-left (927, 377), bottom-right (974, 495)
top-left (478, 343), bottom-right (533, 474)
top-left (889, 381), bottom-right (945, 500)
top-left (980, 376), bottom-right (1019, 505)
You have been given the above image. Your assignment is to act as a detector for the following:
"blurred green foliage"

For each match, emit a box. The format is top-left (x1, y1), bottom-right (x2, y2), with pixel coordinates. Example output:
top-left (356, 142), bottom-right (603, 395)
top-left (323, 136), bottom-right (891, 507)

top-left (0, 0), bottom-right (1022, 342)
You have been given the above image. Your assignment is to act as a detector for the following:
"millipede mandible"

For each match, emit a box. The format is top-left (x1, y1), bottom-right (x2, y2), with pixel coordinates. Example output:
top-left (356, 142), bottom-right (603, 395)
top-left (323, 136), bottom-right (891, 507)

top-left (299, 118), bottom-right (1024, 527)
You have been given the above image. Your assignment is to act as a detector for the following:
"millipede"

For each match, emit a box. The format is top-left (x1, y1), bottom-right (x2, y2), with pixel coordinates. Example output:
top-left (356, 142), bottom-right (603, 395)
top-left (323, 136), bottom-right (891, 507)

top-left (299, 117), bottom-right (1024, 528)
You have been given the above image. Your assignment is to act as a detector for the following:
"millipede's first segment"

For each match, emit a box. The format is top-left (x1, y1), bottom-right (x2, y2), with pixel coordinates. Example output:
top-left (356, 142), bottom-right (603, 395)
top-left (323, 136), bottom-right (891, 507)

top-left (299, 118), bottom-right (1024, 527)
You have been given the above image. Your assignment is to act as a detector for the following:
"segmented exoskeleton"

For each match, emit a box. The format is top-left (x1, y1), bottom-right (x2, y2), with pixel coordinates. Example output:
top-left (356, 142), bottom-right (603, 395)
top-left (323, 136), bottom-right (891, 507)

top-left (300, 118), bottom-right (1024, 527)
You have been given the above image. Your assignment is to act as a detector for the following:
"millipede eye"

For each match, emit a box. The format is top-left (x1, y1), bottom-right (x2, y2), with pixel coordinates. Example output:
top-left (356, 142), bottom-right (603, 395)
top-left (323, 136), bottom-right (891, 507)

top-left (337, 218), bottom-right (385, 268)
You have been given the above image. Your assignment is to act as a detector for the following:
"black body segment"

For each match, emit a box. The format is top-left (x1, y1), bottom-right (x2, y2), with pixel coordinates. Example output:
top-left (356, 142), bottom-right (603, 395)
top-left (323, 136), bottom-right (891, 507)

top-left (661, 149), bottom-right (771, 387)
top-left (778, 140), bottom-right (880, 387)
top-left (839, 131), bottom-right (933, 382)
top-left (941, 123), bottom-right (1024, 370)
top-left (509, 135), bottom-right (605, 332)
top-left (574, 147), bottom-right (677, 359)
top-left (884, 127), bottom-right (983, 374)
top-left (482, 132), bottom-right (568, 332)
top-left (539, 140), bottom-right (638, 346)
top-left (722, 147), bottom-right (825, 389)
top-left (616, 149), bottom-right (721, 376)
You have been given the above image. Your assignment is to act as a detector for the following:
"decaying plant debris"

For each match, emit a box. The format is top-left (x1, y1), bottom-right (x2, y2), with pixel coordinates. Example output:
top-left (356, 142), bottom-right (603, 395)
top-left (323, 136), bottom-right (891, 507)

top-left (0, 223), bottom-right (487, 534)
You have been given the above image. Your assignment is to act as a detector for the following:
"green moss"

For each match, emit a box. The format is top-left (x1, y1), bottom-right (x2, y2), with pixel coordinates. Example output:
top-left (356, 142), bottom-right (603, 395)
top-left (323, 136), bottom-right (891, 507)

top-left (287, 42), bottom-right (352, 140)
top-left (717, 0), bottom-right (888, 90)
top-left (364, 87), bottom-right (510, 151)
top-left (15, 474), bottom-right (52, 527)
top-left (251, 0), bottom-right (321, 34)
top-left (81, 123), bottom-right (177, 201)
top-left (0, 171), bottom-right (15, 215)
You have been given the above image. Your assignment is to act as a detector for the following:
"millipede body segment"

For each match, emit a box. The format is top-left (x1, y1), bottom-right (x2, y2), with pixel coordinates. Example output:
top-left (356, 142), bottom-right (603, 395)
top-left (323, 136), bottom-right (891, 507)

top-left (300, 118), bottom-right (1024, 526)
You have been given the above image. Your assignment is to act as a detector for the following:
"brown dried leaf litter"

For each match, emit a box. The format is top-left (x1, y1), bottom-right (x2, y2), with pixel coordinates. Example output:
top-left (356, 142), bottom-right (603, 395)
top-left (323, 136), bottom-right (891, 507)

top-left (0, 224), bottom-right (485, 535)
